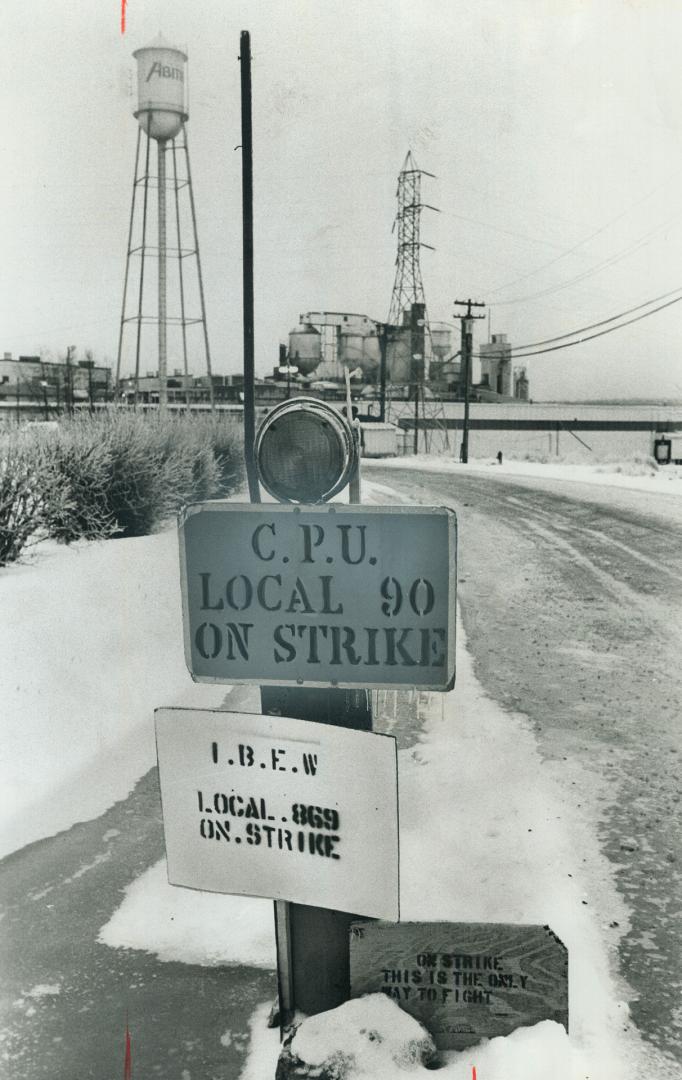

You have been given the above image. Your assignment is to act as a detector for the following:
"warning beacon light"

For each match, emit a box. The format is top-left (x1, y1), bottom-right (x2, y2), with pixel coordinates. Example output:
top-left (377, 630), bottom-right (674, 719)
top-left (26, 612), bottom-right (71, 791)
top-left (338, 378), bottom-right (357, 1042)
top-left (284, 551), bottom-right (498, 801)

top-left (255, 398), bottom-right (356, 503)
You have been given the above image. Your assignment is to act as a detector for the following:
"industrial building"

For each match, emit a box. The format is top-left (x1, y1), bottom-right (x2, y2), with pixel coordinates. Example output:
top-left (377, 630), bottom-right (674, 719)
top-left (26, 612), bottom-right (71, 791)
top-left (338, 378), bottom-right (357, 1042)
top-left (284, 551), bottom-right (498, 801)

top-left (477, 334), bottom-right (530, 402)
top-left (275, 155), bottom-right (531, 408)
top-left (0, 352), bottom-right (112, 412)
top-left (283, 311), bottom-right (529, 403)
top-left (289, 313), bottom-right (380, 381)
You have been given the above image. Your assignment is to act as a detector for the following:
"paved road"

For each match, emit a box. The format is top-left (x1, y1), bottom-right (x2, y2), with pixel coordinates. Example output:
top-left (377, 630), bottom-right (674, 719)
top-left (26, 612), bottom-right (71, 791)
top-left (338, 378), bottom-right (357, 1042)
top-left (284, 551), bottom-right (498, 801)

top-left (0, 767), bottom-right (275, 1080)
top-left (370, 465), bottom-right (682, 1065)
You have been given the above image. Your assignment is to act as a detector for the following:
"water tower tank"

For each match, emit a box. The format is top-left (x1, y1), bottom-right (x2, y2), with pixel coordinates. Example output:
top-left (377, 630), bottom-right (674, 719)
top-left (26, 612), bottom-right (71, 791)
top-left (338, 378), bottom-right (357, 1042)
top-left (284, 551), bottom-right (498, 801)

top-left (133, 35), bottom-right (188, 142)
top-left (289, 322), bottom-right (322, 375)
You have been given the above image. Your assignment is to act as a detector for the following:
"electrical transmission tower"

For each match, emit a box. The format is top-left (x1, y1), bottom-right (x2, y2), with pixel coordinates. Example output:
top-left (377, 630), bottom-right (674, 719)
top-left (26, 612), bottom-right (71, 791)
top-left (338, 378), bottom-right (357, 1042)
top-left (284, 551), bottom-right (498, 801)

top-left (385, 151), bottom-right (448, 453)
top-left (387, 150), bottom-right (437, 330)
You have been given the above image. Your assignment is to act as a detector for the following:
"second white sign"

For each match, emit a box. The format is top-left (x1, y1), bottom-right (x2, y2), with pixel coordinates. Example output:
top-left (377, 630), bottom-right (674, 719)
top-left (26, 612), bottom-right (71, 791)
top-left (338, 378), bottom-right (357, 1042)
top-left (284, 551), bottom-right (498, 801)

top-left (155, 707), bottom-right (400, 921)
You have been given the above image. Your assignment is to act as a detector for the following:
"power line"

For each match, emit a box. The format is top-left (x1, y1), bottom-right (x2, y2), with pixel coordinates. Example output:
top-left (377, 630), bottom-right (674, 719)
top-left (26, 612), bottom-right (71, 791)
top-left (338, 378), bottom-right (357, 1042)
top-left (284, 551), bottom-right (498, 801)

top-left (489, 213), bottom-right (680, 307)
top-left (441, 209), bottom-right (572, 252)
top-left (498, 286), bottom-right (682, 351)
top-left (488, 293), bottom-right (682, 360)
top-left (486, 168), bottom-right (682, 298)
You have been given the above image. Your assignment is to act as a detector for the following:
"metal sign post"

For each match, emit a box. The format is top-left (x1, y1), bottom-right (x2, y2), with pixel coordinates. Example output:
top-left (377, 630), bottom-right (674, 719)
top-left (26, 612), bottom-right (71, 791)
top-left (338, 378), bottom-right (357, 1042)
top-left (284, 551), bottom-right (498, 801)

top-left (263, 686), bottom-right (375, 1022)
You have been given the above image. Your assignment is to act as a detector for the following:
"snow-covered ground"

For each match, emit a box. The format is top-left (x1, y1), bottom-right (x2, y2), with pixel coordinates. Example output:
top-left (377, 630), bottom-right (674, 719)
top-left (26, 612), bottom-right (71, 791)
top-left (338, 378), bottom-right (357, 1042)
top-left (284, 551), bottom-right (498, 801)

top-left (2, 464), bottom-right (680, 1077)
top-left (364, 453), bottom-right (682, 525)
top-left (0, 531), bottom-right (225, 859)
top-left (365, 452), bottom-right (682, 495)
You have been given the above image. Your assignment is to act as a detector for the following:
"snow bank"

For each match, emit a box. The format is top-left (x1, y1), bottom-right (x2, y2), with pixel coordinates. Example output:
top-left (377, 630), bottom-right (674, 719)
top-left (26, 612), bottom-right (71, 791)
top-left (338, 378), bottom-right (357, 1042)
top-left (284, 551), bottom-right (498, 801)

top-left (0, 531), bottom-right (225, 859)
top-left (280, 994), bottom-right (436, 1077)
top-left (98, 859), bottom-right (276, 968)
top-left (275, 994), bottom-right (579, 1080)
top-left (238, 1003), bottom-right (281, 1080)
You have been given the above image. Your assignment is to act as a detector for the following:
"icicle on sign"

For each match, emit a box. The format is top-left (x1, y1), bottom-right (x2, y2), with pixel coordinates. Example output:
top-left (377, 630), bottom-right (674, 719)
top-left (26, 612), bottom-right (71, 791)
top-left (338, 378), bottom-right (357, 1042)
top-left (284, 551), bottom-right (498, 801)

top-left (350, 921), bottom-right (568, 1051)
top-left (178, 503), bottom-right (457, 690)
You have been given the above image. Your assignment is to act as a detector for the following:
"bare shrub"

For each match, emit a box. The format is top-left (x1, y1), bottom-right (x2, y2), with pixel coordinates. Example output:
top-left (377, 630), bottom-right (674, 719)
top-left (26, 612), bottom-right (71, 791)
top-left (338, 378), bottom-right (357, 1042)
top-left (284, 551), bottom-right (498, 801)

top-left (53, 411), bottom-right (243, 539)
top-left (0, 435), bottom-right (71, 565)
top-left (4, 411), bottom-right (245, 555)
top-left (45, 429), bottom-right (119, 543)
top-left (152, 414), bottom-right (221, 507)
top-left (194, 414), bottom-right (244, 495)
top-left (97, 413), bottom-right (184, 537)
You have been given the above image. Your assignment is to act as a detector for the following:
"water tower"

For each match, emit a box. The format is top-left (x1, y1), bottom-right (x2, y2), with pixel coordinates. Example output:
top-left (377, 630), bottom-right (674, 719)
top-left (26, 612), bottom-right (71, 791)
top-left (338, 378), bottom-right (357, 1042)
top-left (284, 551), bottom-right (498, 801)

top-left (116, 35), bottom-right (213, 409)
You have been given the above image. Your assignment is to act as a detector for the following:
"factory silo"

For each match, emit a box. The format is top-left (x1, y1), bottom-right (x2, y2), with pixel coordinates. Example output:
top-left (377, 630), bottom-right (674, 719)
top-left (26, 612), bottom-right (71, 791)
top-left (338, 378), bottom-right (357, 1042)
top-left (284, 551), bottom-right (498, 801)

top-left (357, 327), bottom-right (380, 379)
top-left (338, 329), bottom-right (365, 367)
top-left (338, 328), bottom-right (380, 379)
top-left (386, 328), bottom-right (412, 383)
top-left (289, 322), bottom-right (322, 375)
top-left (430, 323), bottom-right (453, 362)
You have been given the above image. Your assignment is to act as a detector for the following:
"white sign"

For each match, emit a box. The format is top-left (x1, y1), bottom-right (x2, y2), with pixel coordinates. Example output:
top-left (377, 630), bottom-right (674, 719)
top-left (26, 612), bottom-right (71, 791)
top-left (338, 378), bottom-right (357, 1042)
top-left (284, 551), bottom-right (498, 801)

top-left (155, 708), bottom-right (400, 920)
top-left (179, 503), bottom-right (457, 690)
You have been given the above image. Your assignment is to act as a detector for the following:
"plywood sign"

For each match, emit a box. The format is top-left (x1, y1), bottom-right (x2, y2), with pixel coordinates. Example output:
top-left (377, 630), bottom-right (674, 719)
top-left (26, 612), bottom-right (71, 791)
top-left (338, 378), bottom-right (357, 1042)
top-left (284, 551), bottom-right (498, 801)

top-left (350, 921), bottom-right (568, 1050)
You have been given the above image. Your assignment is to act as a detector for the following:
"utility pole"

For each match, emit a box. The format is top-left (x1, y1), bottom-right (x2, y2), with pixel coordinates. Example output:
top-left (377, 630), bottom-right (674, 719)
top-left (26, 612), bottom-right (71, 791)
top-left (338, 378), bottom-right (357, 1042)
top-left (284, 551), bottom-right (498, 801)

top-left (453, 300), bottom-right (485, 464)
top-left (65, 345), bottom-right (76, 416)
top-left (413, 382), bottom-right (420, 455)
top-left (410, 303), bottom-right (426, 455)
top-left (239, 30), bottom-right (259, 503)
top-left (84, 350), bottom-right (95, 413)
top-left (377, 323), bottom-right (388, 424)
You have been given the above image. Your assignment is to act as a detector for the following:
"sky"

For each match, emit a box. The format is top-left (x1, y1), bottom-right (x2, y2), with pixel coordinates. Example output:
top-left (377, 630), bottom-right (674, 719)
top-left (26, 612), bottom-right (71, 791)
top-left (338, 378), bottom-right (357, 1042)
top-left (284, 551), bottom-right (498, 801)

top-left (3, 0), bottom-right (682, 401)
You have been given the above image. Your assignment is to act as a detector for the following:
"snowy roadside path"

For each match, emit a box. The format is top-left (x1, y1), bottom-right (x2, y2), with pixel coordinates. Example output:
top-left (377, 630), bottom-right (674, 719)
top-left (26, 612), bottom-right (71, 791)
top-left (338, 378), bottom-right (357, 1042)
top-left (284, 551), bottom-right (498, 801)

top-left (363, 453), bottom-right (682, 496)
top-left (0, 531), bottom-right (226, 860)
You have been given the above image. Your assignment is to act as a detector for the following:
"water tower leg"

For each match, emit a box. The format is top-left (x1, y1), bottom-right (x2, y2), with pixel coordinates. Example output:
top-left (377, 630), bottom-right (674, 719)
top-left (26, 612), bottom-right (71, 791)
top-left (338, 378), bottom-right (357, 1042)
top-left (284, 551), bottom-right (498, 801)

top-left (116, 127), bottom-right (141, 390)
top-left (133, 132), bottom-right (152, 409)
top-left (158, 139), bottom-right (168, 414)
top-left (171, 138), bottom-right (191, 411)
top-left (183, 128), bottom-right (214, 411)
